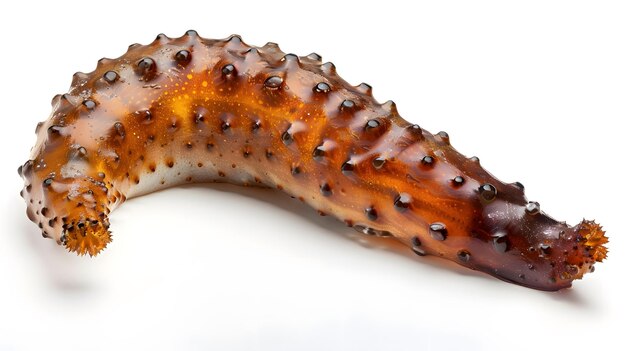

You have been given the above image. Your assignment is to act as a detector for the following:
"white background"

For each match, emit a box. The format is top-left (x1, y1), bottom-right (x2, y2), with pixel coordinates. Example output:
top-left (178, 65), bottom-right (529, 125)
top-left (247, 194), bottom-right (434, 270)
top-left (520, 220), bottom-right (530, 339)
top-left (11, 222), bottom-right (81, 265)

top-left (1, 1), bottom-right (625, 350)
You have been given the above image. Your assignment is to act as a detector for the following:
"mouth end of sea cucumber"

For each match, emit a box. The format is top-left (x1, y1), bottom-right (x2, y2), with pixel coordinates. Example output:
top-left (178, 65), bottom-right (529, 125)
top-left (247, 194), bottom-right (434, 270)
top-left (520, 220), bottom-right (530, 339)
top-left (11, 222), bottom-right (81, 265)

top-left (577, 219), bottom-right (608, 263)
top-left (511, 219), bottom-right (607, 291)
top-left (562, 219), bottom-right (607, 284)
top-left (62, 221), bottom-right (112, 257)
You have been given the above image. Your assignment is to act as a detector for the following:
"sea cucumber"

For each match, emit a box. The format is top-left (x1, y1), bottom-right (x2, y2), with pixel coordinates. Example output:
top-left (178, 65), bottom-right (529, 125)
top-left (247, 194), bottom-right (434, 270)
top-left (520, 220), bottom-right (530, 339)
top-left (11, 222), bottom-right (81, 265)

top-left (18, 31), bottom-right (607, 291)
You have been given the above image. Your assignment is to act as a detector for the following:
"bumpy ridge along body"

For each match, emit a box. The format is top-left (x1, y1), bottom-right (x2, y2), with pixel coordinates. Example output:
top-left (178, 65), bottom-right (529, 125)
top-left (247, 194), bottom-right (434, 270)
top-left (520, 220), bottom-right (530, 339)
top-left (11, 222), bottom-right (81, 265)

top-left (18, 31), bottom-right (607, 290)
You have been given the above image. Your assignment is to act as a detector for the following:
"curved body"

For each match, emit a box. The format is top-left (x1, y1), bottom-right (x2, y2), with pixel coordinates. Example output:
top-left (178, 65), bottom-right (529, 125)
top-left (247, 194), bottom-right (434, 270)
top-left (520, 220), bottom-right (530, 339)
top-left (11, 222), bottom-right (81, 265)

top-left (18, 31), bottom-right (607, 291)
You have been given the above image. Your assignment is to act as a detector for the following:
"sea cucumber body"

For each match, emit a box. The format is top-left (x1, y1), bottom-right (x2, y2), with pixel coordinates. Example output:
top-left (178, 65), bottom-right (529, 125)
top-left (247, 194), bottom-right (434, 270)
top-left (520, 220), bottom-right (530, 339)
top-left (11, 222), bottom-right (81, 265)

top-left (18, 32), bottom-right (606, 291)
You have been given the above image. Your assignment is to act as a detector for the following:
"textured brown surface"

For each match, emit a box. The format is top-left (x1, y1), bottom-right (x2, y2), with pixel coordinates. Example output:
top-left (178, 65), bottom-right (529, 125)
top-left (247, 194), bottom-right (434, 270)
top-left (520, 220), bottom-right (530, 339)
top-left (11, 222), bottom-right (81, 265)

top-left (18, 31), bottom-right (607, 290)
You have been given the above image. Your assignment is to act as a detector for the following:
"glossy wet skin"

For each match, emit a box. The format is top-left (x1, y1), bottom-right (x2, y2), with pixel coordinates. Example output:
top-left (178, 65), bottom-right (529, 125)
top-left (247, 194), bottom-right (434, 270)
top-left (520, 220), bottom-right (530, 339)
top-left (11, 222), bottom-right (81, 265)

top-left (18, 31), bottom-right (607, 291)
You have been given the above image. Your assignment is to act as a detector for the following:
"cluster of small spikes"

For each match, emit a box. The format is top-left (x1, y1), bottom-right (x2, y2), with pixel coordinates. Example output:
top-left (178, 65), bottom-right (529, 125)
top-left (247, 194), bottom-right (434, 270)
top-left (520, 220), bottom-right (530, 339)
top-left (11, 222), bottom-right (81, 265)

top-left (62, 221), bottom-right (112, 257)
top-left (579, 220), bottom-right (608, 262)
